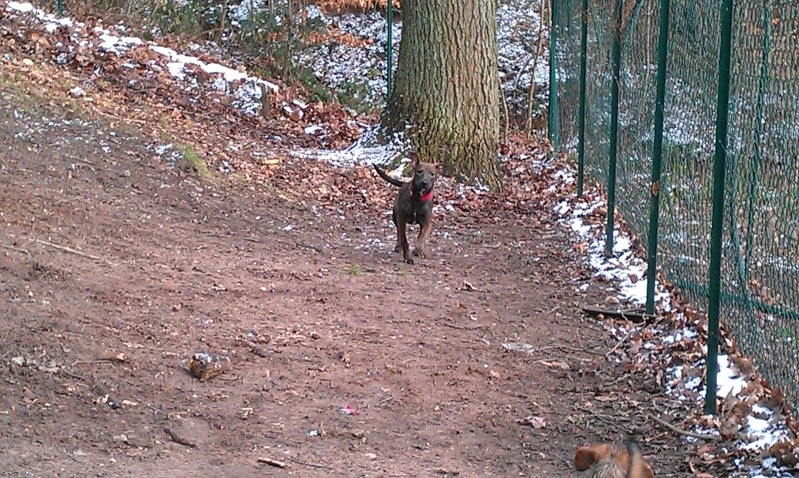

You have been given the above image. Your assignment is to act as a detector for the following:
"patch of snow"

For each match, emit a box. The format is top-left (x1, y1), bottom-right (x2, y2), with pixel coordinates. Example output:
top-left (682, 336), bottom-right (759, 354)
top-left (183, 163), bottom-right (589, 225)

top-left (5, 1), bottom-right (281, 120)
top-left (6, 1), bottom-right (34, 13)
top-left (291, 127), bottom-right (406, 169)
top-left (97, 33), bottom-right (142, 54)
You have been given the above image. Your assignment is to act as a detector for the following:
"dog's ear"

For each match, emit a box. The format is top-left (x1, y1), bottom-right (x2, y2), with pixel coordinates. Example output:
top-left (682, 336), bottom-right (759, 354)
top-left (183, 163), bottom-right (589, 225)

top-left (574, 444), bottom-right (611, 471)
top-left (409, 152), bottom-right (420, 168)
top-left (630, 457), bottom-right (654, 478)
top-left (435, 163), bottom-right (444, 174)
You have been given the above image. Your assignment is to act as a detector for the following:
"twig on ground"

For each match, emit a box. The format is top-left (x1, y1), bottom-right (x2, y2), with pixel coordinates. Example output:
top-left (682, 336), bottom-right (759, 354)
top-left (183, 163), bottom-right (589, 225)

top-left (534, 343), bottom-right (603, 356)
top-left (647, 413), bottom-right (721, 441)
top-left (604, 372), bottom-right (630, 387)
top-left (533, 356), bottom-right (593, 365)
top-left (164, 427), bottom-right (197, 448)
top-left (605, 327), bottom-right (636, 359)
top-left (406, 300), bottom-right (430, 309)
top-left (65, 154), bottom-right (97, 171)
top-left (378, 396), bottom-right (394, 406)
top-left (576, 405), bottom-right (628, 431)
top-left (60, 369), bottom-right (85, 381)
top-left (33, 239), bottom-right (101, 261)
top-left (72, 359), bottom-right (118, 366)
top-left (581, 305), bottom-right (655, 323)
top-left (257, 457), bottom-right (289, 468)
top-left (441, 321), bottom-right (486, 331)
top-left (558, 344), bottom-right (604, 356)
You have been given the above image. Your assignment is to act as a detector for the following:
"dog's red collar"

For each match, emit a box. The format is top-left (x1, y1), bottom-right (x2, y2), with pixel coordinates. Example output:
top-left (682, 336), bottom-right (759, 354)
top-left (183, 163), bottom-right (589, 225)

top-left (411, 185), bottom-right (433, 202)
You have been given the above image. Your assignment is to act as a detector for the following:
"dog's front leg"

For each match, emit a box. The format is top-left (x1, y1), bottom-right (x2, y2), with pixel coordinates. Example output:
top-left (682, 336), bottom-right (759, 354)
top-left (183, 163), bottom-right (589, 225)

top-left (413, 217), bottom-right (433, 258)
top-left (397, 219), bottom-right (413, 264)
top-left (391, 210), bottom-right (401, 253)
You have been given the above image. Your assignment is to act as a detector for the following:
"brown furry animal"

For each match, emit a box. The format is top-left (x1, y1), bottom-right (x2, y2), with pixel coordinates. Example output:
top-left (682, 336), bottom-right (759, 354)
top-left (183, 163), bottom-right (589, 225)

top-left (574, 437), bottom-right (654, 478)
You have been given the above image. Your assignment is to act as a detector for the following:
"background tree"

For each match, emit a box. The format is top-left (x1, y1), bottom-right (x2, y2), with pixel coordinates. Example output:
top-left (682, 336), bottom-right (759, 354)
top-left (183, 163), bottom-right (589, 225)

top-left (381, 0), bottom-right (502, 191)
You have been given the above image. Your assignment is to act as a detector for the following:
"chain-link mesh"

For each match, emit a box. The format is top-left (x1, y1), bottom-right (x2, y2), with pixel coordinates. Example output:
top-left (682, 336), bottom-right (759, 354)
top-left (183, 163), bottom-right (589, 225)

top-left (554, 0), bottom-right (799, 415)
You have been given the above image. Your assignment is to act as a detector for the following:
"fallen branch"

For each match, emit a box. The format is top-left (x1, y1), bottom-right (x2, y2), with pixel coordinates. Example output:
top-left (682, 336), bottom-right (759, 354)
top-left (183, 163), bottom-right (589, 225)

top-left (378, 395), bottom-right (394, 406)
top-left (580, 305), bottom-right (655, 323)
top-left (33, 239), bottom-right (101, 261)
top-left (441, 321), bottom-right (486, 331)
top-left (647, 414), bottom-right (721, 441)
top-left (576, 405), bottom-right (628, 432)
top-left (406, 300), bottom-right (430, 309)
top-left (60, 369), bottom-right (85, 381)
top-left (534, 343), bottom-right (604, 356)
top-left (605, 327), bottom-right (636, 359)
top-left (257, 457), bottom-right (289, 469)
top-left (72, 359), bottom-right (120, 366)
top-left (65, 154), bottom-right (97, 170)
top-left (164, 427), bottom-right (197, 448)
top-left (532, 356), bottom-right (592, 365)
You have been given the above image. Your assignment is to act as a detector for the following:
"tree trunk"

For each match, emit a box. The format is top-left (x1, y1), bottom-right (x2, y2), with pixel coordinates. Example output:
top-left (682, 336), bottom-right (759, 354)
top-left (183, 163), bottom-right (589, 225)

top-left (381, 0), bottom-right (502, 191)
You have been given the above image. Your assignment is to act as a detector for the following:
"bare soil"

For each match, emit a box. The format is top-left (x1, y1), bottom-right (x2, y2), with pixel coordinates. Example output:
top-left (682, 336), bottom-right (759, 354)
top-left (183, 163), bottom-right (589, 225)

top-left (0, 75), bottom-right (687, 477)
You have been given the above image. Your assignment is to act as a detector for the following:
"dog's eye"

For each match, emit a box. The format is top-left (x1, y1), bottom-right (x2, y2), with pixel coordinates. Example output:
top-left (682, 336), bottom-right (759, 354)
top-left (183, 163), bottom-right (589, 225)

top-left (416, 169), bottom-right (423, 174)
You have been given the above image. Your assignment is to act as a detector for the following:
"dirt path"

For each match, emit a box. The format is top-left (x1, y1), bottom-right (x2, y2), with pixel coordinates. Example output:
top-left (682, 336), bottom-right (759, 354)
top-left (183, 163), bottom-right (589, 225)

top-left (0, 77), bottom-right (680, 477)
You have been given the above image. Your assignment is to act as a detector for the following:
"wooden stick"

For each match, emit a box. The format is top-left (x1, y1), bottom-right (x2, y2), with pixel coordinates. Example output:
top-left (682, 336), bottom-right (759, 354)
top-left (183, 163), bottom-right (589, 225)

top-left (60, 369), bottom-right (85, 381)
top-left (605, 327), bottom-right (636, 359)
top-left (581, 305), bottom-right (655, 323)
top-left (72, 359), bottom-right (118, 366)
top-left (257, 457), bottom-right (289, 468)
top-left (441, 321), bottom-right (486, 331)
top-left (378, 395), bottom-right (395, 406)
top-left (164, 427), bottom-right (197, 448)
top-left (65, 155), bottom-right (96, 168)
top-left (33, 239), bottom-right (101, 261)
top-left (647, 414), bottom-right (721, 441)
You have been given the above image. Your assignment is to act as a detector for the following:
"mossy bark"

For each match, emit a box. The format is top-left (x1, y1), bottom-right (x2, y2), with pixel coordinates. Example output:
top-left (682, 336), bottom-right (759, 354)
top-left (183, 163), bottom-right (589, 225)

top-left (381, 0), bottom-right (503, 191)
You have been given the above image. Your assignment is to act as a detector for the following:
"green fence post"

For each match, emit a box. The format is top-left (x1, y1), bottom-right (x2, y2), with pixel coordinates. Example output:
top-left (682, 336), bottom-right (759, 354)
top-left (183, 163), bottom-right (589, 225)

top-left (548, 0), bottom-right (560, 153)
top-left (645, 0), bottom-right (671, 315)
top-left (576, 0), bottom-right (588, 197)
top-left (705, 0), bottom-right (735, 416)
top-left (605, 0), bottom-right (622, 256)
top-left (57, 0), bottom-right (64, 16)
top-left (386, 0), bottom-right (393, 99)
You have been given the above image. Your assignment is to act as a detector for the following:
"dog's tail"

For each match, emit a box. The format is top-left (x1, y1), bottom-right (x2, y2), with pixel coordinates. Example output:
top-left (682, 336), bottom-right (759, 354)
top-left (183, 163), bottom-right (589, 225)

top-left (625, 436), bottom-right (649, 478)
top-left (373, 164), bottom-right (405, 188)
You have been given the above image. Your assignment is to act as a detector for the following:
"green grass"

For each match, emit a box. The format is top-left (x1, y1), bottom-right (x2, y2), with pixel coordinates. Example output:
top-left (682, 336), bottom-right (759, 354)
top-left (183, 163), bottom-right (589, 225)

top-left (183, 145), bottom-right (211, 178)
top-left (345, 265), bottom-right (361, 276)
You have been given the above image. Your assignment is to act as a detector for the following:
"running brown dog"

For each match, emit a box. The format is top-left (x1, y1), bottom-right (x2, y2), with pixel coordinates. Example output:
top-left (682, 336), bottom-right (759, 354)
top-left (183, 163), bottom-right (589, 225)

top-left (574, 437), bottom-right (654, 478)
top-left (373, 152), bottom-right (444, 264)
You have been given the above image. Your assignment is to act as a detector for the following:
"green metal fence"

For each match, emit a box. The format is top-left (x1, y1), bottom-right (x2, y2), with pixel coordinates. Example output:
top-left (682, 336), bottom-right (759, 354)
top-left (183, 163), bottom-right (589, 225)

top-left (552, 0), bottom-right (799, 416)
